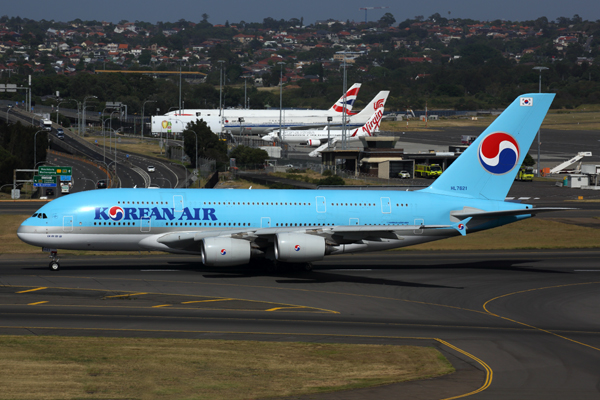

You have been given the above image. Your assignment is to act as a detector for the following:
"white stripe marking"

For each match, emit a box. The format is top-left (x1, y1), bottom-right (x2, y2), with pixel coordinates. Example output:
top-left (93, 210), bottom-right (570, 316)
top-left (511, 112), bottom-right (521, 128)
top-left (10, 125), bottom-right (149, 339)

top-left (141, 269), bottom-right (179, 272)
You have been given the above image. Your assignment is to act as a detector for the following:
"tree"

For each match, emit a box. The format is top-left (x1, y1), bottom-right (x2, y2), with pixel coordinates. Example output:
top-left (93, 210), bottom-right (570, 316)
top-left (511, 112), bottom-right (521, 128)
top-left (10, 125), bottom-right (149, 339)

top-left (182, 120), bottom-right (227, 167)
top-left (138, 50), bottom-right (151, 65)
top-left (522, 153), bottom-right (535, 167)
top-left (316, 175), bottom-right (345, 186)
top-left (228, 145), bottom-right (269, 166)
top-left (379, 13), bottom-right (396, 27)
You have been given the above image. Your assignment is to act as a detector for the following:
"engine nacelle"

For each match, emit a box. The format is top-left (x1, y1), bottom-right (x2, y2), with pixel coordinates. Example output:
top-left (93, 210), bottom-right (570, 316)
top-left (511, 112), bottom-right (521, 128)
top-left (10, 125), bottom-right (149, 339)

top-left (274, 233), bottom-right (325, 263)
top-left (306, 139), bottom-right (322, 147)
top-left (201, 237), bottom-right (251, 266)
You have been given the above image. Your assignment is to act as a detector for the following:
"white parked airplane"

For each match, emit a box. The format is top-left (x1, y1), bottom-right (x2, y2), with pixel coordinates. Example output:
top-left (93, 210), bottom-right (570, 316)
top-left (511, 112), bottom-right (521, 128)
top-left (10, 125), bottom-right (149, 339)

top-left (151, 84), bottom-right (369, 136)
top-left (261, 91), bottom-right (389, 157)
top-left (19, 93), bottom-right (570, 272)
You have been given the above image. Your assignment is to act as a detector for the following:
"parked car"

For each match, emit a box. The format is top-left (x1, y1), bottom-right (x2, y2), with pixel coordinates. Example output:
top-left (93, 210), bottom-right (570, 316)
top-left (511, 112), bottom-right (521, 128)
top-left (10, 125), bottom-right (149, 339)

top-left (398, 171), bottom-right (411, 179)
top-left (96, 180), bottom-right (107, 189)
top-left (56, 128), bottom-right (64, 139)
top-left (147, 165), bottom-right (155, 172)
top-left (45, 188), bottom-right (54, 196)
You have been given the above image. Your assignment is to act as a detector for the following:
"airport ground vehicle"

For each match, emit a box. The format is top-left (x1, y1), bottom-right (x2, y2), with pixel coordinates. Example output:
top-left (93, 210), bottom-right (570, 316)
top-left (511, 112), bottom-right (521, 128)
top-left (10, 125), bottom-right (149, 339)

top-left (18, 94), bottom-right (569, 272)
top-left (414, 164), bottom-right (442, 179)
top-left (398, 171), bottom-right (411, 179)
top-left (516, 166), bottom-right (534, 181)
top-left (97, 180), bottom-right (107, 189)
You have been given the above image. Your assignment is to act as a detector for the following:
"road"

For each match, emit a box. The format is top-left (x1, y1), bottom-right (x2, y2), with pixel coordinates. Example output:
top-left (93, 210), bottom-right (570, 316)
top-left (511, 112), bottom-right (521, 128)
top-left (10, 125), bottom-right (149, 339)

top-left (2, 105), bottom-right (185, 189)
top-left (1, 250), bottom-right (600, 399)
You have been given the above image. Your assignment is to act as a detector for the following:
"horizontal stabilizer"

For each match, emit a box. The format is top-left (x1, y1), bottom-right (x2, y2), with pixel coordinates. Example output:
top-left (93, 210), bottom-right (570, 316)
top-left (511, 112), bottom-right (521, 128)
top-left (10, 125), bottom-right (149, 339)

top-left (452, 207), bottom-right (575, 220)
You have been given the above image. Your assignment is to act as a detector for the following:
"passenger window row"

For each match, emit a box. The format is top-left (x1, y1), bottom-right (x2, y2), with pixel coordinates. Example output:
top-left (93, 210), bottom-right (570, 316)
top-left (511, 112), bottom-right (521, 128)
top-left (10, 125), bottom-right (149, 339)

top-left (204, 201), bottom-right (311, 206)
top-left (331, 203), bottom-right (374, 207)
top-left (118, 201), bottom-right (165, 205)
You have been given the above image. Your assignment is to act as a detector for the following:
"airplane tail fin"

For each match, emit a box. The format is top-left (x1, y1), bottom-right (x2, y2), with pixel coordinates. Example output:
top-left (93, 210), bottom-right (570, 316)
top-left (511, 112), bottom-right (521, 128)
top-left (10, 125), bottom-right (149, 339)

top-left (329, 83), bottom-right (361, 114)
top-left (352, 91), bottom-right (390, 120)
top-left (423, 93), bottom-right (555, 201)
top-left (349, 94), bottom-right (387, 139)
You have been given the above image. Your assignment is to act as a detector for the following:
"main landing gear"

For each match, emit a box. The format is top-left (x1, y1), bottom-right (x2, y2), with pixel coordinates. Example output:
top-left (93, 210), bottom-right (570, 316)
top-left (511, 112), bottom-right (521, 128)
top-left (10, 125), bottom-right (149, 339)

top-left (49, 251), bottom-right (60, 271)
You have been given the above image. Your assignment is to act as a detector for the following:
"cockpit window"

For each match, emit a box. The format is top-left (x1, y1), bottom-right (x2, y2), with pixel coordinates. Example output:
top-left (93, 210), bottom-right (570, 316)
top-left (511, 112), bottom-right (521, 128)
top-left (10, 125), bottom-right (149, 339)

top-left (39, 213), bottom-right (48, 219)
top-left (32, 213), bottom-right (38, 217)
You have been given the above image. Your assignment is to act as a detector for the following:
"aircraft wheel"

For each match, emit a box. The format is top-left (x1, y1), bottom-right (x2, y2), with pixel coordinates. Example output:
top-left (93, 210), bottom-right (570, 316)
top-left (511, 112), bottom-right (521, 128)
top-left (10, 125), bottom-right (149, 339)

top-left (49, 261), bottom-right (60, 271)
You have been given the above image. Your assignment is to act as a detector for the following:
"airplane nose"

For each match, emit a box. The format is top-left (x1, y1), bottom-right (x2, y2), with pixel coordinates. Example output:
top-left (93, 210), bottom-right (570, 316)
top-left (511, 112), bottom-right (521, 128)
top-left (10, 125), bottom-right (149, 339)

top-left (17, 224), bottom-right (29, 240)
top-left (17, 224), bottom-right (36, 245)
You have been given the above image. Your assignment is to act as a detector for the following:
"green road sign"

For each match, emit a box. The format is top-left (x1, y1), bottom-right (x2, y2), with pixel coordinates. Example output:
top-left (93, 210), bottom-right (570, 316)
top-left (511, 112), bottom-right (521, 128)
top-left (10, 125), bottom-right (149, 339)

top-left (38, 166), bottom-right (72, 175)
top-left (33, 175), bottom-right (57, 187)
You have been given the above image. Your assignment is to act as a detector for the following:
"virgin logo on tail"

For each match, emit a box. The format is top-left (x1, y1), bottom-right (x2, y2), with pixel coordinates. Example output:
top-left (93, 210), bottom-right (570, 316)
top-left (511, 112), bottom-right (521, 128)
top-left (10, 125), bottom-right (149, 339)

top-left (375, 99), bottom-right (385, 109)
top-left (352, 108), bottom-right (383, 137)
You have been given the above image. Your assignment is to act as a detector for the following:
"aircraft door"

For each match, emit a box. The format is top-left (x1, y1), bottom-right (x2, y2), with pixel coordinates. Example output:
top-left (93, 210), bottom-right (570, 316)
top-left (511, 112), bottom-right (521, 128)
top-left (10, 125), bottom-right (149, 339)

top-left (141, 217), bottom-right (151, 232)
top-left (63, 216), bottom-right (73, 232)
top-left (261, 217), bottom-right (271, 227)
top-left (316, 196), bottom-right (326, 213)
top-left (173, 195), bottom-right (184, 212)
top-left (315, 196), bottom-right (326, 221)
top-left (380, 197), bottom-right (391, 214)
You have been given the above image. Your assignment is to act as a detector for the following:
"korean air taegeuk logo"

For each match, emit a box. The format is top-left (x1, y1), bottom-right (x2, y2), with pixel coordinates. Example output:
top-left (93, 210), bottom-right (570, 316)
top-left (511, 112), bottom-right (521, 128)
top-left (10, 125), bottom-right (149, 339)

top-left (478, 132), bottom-right (520, 175)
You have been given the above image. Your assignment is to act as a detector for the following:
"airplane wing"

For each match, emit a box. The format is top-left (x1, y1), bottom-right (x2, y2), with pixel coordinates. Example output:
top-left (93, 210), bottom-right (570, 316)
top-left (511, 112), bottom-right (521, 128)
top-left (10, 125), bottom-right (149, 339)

top-left (151, 222), bottom-right (465, 254)
top-left (309, 139), bottom-right (338, 157)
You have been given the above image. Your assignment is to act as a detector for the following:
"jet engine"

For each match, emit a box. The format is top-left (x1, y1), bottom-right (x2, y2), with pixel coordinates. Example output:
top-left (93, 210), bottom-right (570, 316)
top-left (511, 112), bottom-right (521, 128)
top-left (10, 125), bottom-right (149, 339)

top-left (201, 237), bottom-right (251, 266)
top-left (306, 139), bottom-right (322, 147)
top-left (274, 233), bottom-right (325, 263)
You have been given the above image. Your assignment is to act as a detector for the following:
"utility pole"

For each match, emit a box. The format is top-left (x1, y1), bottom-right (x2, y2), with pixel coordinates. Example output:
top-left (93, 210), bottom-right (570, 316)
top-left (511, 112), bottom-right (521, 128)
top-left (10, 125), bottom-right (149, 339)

top-left (278, 62), bottom-right (286, 142)
top-left (533, 66), bottom-right (549, 177)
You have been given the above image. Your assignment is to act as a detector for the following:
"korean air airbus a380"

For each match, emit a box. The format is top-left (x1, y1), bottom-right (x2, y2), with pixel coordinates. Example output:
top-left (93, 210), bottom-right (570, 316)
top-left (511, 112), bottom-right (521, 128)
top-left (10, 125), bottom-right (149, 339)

top-left (19, 94), bottom-right (567, 271)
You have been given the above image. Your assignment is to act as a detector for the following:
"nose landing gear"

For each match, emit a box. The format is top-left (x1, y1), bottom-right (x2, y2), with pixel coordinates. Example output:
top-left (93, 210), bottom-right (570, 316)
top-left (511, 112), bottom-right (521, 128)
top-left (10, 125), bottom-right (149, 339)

top-left (49, 251), bottom-right (60, 271)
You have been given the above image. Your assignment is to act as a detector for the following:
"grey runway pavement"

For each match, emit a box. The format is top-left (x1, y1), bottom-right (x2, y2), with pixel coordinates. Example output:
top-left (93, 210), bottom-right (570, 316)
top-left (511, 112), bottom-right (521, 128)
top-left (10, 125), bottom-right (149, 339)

top-left (1, 250), bottom-right (600, 399)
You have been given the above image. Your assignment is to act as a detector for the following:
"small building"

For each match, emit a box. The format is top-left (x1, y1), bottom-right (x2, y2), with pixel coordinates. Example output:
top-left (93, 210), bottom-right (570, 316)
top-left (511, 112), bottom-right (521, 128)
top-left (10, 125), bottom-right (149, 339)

top-left (565, 174), bottom-right (589, 188)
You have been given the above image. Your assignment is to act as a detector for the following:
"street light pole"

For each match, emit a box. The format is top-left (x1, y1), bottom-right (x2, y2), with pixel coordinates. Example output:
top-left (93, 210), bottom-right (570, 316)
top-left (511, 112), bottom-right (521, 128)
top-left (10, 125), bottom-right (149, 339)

top-left (278, 61), bottom-right (285, 142)
top-left (141, 100), bottom-right (156, 141)
top-left (56, 99), bottom-right (75, 124)
top-left (242, 75), bottom-right (249, 109)
top-left (32, 129), bottom-right (45, 169)
top-left (218, 60), bottom-right (225, 115)
top-left (104, 110), bottom-right (119, 166)
top-left (533, 66), bottom-right (549, 177)
top-left (82, 95), bottom-right (97, 136)
top-left (6, 105), bottom-right (12, 123)
top-left (341, 54), bottom-right (348, 150)
top-left (327, 116), bottom-right (332, 150)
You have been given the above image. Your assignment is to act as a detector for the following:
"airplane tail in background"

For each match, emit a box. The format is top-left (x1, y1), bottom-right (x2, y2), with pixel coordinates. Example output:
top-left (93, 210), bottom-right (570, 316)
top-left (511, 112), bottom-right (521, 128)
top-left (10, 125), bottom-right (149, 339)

top-left (329, 83), bottom-right (361, 115)
top-left (309, 92), bottom-right (389, 157)
top-left (352, 91), bottom-right (390, 120)
top-left (349, 94), bottom-right (387, 138)
top-left (423, 93), bottom-right (555, 201)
